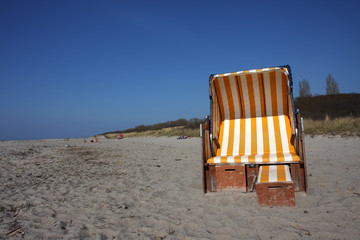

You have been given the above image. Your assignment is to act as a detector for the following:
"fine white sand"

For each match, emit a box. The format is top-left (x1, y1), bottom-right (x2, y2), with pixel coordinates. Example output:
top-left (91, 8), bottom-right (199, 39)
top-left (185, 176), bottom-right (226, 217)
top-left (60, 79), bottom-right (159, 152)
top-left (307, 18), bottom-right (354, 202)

top-left (1, 136), bottom-right (359, 239)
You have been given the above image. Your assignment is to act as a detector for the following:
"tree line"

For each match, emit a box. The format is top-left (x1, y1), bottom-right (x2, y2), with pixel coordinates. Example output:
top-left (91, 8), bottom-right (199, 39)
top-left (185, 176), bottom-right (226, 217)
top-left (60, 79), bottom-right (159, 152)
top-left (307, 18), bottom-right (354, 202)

top-left (298, 73), bottom-right (340, 97)
top-left (119, 118), bottom-right (206, 133)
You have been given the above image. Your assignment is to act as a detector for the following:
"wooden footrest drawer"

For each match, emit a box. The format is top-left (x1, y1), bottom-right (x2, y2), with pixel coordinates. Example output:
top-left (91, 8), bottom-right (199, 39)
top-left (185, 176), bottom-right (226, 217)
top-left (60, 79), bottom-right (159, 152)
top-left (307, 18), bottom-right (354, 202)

top-left (215, 165), bottom-right (246, 192)
top-left (255, 165), bottom-right (295, 207)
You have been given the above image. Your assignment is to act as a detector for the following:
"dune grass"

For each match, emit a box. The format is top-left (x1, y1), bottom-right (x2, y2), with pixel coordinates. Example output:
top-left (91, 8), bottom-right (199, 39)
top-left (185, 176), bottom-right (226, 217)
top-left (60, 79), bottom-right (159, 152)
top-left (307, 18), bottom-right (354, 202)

top-left (304, 116), bottom-right (360, 136)
top-left (104, 126), bottom-right (200, 138)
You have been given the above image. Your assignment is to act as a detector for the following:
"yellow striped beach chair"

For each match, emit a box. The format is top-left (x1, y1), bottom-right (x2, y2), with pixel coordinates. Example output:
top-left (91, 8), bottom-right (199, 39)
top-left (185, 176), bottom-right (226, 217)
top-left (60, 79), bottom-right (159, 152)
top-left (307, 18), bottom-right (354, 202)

top-left (201, 66), bottom-right (307, 206)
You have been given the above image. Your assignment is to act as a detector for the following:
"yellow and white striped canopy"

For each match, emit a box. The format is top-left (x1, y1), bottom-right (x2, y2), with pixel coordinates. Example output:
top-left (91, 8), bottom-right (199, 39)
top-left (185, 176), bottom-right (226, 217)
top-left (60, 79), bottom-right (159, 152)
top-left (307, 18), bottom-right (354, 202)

top-left (208, 67), bottom-right (299, 163)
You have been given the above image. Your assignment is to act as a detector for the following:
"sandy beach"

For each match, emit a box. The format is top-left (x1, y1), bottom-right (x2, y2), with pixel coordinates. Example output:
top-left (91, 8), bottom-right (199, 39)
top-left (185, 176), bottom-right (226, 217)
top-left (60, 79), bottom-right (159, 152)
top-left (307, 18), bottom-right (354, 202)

top-left (1, 136), bottom-right (359, 239)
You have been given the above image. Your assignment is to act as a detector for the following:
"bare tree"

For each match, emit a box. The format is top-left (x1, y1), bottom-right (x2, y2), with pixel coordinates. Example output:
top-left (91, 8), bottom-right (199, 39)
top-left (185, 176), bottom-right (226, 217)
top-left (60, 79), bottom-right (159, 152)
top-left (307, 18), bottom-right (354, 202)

top-left (326, 74), bottom-right (339, 95)
top-left (299, 79), bottom-right (312, 97)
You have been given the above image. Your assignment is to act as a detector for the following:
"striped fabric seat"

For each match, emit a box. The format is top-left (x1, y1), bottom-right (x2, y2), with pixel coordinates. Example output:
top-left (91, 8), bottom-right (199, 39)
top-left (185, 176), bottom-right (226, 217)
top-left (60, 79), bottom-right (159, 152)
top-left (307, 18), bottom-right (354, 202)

top-left (257, 165), bottom-right (292, 183)
top-left (207, 67), bottom-right (300, 164)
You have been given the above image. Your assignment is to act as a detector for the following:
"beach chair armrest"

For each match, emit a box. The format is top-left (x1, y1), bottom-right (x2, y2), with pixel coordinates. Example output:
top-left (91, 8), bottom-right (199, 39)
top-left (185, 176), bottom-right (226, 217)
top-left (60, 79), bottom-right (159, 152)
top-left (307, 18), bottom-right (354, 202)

top-left (212, 137), bottom-right (220, 148)
top-left (290, 132), bottom-right (296, 145)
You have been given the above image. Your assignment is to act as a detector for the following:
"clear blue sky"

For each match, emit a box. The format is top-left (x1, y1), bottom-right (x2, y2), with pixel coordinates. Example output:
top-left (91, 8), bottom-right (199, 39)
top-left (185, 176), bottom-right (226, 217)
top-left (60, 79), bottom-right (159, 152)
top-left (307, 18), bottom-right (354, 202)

top-left (1, 0), bottom-right (360, 140)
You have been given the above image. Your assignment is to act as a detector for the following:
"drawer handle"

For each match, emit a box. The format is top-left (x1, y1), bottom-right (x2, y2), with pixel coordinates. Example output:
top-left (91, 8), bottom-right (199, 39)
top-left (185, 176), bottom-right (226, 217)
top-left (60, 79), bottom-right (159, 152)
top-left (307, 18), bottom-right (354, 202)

top-left (225, 169), bottom-right (235, 172)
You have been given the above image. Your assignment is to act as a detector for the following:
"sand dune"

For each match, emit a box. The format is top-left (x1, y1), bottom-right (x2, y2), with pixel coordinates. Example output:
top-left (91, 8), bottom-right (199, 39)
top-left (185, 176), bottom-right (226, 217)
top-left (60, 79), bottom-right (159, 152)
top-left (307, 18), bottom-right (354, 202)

top-left (1, 136), bottom-right (359, 239)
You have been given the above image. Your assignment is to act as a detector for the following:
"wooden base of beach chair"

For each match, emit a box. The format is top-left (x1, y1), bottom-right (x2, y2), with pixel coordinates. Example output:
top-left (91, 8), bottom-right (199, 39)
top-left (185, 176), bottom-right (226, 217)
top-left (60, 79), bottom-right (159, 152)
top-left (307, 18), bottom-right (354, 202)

top-left (210, 165), bottom-right (246, 192)
top-left (290, 163), bottom-right (306, 192)
top-left (255, 165), bottom-right (295, 207)
top-left (246, 165), bottom-right (259, 192)
top-left (255, 182), bottom-right (295, 207)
